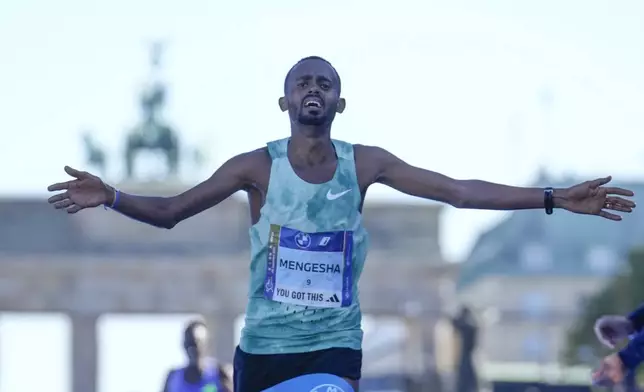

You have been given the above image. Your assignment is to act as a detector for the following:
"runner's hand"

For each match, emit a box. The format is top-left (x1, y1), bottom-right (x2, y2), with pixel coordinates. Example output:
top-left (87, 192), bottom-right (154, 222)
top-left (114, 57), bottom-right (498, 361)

top-left (594, 315), bottom-right (634, 349)
top-left (47, 166), bottom-right (114, 213)
top-left (558, 176), bottom-right (635, 221)
top-left (592, 354), bottom-right (625, 385)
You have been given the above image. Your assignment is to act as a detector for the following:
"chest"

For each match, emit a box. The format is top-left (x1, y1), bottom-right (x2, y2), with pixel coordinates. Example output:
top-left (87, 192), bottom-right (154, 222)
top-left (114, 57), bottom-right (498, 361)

top-left (289, 161), bottom-right (337, 184)
top-left (248, 159), bottom-right (362, 226)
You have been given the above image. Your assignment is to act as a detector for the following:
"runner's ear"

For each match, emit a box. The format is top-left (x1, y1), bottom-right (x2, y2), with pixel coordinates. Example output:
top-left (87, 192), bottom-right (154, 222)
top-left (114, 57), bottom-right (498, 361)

top-left (278, 97), bottom-right (288, 112)
top-left (336, 98), bottom-right (346, 114)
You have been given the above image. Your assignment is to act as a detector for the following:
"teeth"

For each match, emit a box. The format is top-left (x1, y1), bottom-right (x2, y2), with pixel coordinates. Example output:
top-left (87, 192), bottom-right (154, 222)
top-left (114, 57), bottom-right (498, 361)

top-left (305, 101), bottom-right (321, 108)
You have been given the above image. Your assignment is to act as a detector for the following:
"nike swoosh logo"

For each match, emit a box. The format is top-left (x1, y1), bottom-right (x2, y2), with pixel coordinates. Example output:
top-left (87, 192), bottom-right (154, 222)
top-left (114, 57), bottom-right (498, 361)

top-left (326, 189), bottom-right (351, 200)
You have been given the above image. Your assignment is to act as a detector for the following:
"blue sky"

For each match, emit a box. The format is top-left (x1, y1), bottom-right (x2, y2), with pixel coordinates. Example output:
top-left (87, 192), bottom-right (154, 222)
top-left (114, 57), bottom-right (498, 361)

top-left (1, 0), bottom-right (643, 261)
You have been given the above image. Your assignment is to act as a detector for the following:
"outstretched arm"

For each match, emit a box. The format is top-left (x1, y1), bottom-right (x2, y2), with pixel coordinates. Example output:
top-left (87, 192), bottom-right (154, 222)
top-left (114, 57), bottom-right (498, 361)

top-left (106, 151), bottom-right (257, 228)
top-left (47, 149), bottom-right (266, 229)
top-left (362, 146), bottom-right (635, 218)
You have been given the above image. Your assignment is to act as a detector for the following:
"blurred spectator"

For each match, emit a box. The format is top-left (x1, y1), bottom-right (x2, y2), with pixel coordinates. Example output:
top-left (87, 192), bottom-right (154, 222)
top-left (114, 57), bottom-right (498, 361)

top-left (453, 306), bottom-right (479, 392)
top-left (161, 319), bottom-right (230, 392)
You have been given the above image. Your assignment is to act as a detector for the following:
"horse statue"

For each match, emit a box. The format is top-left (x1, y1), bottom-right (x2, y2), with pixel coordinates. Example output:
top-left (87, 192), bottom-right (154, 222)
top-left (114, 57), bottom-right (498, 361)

top-left (124, 83), bottom-right (180, 179)
top-left (124, 42), bottom-right (180, 180)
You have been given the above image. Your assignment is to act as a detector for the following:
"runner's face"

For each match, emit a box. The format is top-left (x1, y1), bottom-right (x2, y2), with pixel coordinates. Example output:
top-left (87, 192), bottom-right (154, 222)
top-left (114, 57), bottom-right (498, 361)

top-left (184, 324), bottom-right (208, 364)
top-left (286, 59), bottom-right (340, 127)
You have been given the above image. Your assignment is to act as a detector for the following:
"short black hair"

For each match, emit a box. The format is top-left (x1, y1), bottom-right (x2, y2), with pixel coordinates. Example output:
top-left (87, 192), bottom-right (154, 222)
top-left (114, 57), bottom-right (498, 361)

top-left (184, 319), bottom-right (206, 336)
top-left (283, 56), bottom-right (341, 94)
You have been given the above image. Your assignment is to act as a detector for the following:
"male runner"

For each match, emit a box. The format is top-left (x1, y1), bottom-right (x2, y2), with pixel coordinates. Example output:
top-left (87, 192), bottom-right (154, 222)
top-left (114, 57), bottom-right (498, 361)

top-left (161, 319), bottom-right (230, 392)
top-left (47, 56), bottom-right (636, 392)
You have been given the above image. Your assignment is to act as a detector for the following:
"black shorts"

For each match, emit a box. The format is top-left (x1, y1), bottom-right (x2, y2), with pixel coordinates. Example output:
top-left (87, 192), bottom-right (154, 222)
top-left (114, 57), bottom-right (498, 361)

top-left (233, 345), bottom-right (362, 392)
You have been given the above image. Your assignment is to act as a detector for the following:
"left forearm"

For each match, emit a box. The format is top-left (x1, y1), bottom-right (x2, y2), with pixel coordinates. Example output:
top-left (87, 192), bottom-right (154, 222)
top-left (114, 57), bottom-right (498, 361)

top-left (370, 148), bottom-right (569, 210)
top-left (457, 180), bottom-right (566, 210)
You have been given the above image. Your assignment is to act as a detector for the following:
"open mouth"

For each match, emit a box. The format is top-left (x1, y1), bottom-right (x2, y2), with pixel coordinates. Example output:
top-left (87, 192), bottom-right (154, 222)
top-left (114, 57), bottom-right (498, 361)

top-left (303, 96), bottom-right (323, 109)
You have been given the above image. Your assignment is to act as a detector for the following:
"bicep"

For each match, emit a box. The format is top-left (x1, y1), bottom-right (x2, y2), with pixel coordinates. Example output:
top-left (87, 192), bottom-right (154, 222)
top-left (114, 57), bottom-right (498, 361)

top-left (170, 150), bottom-right (262, 222)
top-left (373, 147), bottom-right (464, 205)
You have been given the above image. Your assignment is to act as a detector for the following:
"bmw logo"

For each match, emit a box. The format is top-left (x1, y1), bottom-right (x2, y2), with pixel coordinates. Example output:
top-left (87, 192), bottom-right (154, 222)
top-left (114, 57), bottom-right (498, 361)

top-left (294, 232), bottom-right (312, 249)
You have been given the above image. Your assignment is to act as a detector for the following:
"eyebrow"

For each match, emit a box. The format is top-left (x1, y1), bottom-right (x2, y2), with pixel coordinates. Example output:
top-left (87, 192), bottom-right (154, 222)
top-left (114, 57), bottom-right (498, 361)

top-left (295, 75), bottom-right (333, 84)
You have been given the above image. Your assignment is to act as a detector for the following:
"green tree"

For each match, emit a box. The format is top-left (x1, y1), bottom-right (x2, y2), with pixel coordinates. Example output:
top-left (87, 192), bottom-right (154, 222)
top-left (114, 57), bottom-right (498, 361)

top-left (564, 247), bottom-right (644, 365)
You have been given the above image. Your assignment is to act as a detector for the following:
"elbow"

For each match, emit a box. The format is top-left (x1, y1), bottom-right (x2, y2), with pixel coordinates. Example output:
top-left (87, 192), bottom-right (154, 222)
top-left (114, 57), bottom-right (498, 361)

top-left (161, 219), bottom-right (177, 230)
top-left (161, 198), bottom-right (180, 229)
top-left (448, 181), bottom-right (470, 209)
top-left (157, 213), bottom-right (177, 230)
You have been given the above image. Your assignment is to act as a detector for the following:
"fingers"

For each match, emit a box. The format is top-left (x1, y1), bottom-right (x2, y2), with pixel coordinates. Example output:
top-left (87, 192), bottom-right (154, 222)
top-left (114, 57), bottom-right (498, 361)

top-left (607, 196), bottom-right (636, 209)
top-left (601, 195), bottom-right (636, 219)
top-left (47, 180), bottom-right (78, 192)
top-left (67, 204), bottom-right (83, 214)
top-left (48, 167), bottom-right (94, 191)
top-left (605, 202), bottom-right (633, 213)
top-left (593, 361), bottom-right (609, 382)
top-left (590, 176), bottom-right (612, 188)
top-left (64, 166), bottom-right (92, 180)
top-left (53, 199), bottom-right (74, 210)
top-left (603, 196), bottom-right (636, 217)
top-left (599, 210), bottom-right (622, 221)
top-left (606, 356), bottom-right (625, 383)
top-left (48, 191), bottom-right (68, 203)
top-left (594, 356), bottom-right (625, 385)
top-left (47, 192), bottom-right (83, 213)
top-left (605, 187), bottom-right (635, 197)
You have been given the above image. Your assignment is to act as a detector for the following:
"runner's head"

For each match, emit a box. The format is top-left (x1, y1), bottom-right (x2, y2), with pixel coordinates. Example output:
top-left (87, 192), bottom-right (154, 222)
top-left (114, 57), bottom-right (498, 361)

top-left (183, 319), bottom-right (209, 365)
top-left (279, 56), bottom-right (346, 132)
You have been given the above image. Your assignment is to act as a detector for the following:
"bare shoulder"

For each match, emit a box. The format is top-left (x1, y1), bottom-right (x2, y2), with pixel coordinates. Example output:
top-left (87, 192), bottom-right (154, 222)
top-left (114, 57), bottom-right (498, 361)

top-left (353, 144), bottom-right (395, 161)
top-left (353, 144), bottom-right (397, 185)
top-left (226, 147), bottom-right (271, 183)
top-left (233, 147), bottom-right (270, 166)
top-left (353, 144), bottom-right (398, 167)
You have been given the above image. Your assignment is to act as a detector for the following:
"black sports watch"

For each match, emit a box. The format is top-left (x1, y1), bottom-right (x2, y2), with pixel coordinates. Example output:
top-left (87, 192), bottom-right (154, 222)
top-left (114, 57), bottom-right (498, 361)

top-left (544, 187), bottom-right (554, 215)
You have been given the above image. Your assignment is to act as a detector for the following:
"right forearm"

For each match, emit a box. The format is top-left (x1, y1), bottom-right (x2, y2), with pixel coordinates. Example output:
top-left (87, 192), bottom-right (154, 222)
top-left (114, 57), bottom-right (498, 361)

top-left (109, 191), bottom-right (177, 229)
top-left (101, 152), bottom-right (255, 228)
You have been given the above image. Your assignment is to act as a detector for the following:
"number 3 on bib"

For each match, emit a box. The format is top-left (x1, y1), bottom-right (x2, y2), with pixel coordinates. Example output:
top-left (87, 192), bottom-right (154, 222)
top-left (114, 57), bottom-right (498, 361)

top-left (264, 224), bottom-right (353, 308)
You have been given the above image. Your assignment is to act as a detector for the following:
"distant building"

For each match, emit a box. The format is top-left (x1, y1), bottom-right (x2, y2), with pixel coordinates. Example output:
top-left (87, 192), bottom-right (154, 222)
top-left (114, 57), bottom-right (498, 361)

top-left (457, 174), bottom-right (644, 366)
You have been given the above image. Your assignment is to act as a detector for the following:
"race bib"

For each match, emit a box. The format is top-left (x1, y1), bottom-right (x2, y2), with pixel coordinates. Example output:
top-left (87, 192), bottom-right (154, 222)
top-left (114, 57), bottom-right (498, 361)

top-left (263, 224), bottom-right (353, 308)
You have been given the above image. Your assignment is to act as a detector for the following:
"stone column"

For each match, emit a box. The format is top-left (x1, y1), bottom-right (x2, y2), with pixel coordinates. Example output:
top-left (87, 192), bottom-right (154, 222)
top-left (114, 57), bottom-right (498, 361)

top-left (206, 312), bottom-right (238, 364)
top-left (71, 312), bottom-right (98, 392)
top-left (404, 316), bottom-right (425, 375)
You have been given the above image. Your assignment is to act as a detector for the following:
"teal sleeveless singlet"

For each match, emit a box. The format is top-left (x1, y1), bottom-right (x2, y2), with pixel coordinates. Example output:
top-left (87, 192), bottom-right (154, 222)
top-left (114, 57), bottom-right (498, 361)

top-left (239, 137), bottom-right (369, 354)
